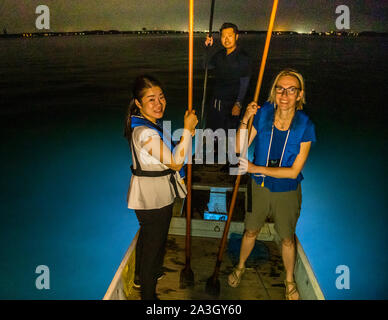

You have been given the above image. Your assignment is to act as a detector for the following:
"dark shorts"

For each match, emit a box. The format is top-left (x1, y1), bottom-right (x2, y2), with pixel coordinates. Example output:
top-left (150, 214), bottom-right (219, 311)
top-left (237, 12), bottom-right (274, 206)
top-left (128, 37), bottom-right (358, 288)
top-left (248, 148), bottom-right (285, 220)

top-left (244, 179), bottom-right (302, 240)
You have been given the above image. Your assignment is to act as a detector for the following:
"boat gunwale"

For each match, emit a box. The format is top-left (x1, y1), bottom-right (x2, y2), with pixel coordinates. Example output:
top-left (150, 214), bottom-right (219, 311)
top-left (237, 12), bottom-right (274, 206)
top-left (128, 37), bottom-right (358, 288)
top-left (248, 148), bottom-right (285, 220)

top-left (103, 230), bottom-right (139, 300)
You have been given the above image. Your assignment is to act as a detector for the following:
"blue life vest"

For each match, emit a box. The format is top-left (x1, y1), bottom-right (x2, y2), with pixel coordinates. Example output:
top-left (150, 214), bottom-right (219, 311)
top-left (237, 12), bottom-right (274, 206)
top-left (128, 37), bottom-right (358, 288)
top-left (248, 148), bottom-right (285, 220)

top-left (252, 102), bottom-right (312, 190)
top-left (130, 116), bottom-right (186, 179)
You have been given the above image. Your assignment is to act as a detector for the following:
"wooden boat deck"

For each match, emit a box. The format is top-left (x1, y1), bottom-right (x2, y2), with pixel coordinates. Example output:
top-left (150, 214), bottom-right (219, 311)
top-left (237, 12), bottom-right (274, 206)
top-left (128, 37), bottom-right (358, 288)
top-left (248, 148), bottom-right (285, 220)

top-left (126, 234), bottom-right (286, 300)
top-left (109, 164), bottom-right (323, 300)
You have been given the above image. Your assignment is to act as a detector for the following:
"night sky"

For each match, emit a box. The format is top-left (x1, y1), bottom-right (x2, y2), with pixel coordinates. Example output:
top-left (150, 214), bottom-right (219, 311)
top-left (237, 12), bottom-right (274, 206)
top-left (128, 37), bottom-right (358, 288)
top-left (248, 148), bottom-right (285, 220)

top-left (0, 0), bottom-right (387, 33)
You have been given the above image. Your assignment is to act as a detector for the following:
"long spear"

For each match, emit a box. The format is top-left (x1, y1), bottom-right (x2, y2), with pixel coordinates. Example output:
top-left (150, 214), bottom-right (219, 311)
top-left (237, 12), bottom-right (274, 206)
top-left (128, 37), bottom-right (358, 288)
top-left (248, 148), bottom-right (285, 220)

top-left (200, 0), bottom-right (216, 128)
top-left (180, 0), bottom-right (195, 288)
top-left (205, 0), bottom-right (279, 296)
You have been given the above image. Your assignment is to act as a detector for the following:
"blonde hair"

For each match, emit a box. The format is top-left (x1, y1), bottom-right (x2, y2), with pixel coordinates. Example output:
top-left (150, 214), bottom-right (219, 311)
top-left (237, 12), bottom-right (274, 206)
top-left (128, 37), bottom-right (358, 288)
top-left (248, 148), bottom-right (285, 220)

top-left (267, 69), bottom-right (306, 110)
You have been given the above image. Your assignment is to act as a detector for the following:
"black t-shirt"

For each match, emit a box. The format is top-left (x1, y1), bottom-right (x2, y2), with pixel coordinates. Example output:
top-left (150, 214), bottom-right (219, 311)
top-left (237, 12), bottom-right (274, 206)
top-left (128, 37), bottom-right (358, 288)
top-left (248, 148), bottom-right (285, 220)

top-left (208, 47), bottom-right (251, 101)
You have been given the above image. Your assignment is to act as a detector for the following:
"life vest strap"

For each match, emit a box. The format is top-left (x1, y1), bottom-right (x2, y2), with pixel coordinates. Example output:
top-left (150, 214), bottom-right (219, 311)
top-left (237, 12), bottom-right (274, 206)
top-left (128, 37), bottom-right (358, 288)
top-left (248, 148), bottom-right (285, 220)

top-left (130, 138), bottom-right (181, 197)
top-left (130, 165), bottom-right (175, 177)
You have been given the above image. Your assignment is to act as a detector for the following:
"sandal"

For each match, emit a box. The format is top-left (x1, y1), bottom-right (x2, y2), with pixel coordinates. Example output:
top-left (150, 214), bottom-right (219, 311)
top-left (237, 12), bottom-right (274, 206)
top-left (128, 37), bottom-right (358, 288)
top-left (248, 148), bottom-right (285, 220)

top-left (284, 280), bottom-right (299, 300)
top-left (227, 266), bottom-right (245, 288)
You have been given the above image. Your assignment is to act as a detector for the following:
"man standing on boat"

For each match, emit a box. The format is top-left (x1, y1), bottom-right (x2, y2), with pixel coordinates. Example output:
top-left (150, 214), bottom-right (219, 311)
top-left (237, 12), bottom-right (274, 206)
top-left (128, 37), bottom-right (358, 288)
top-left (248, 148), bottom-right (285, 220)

top-left (204, 23), bottom-right (252, 136)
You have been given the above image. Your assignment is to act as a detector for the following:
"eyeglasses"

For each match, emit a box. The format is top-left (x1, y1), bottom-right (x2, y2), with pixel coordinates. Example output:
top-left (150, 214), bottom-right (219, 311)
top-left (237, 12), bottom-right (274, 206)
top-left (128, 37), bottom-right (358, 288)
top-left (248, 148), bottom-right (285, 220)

top-left (275, 86), bottom-right (300, 96)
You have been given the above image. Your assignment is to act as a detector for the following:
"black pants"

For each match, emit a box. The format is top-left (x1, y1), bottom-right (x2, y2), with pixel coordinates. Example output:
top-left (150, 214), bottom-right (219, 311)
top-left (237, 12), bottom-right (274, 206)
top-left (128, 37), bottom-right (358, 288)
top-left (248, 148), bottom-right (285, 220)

top-left (135, 203), bottom-right (173, 300)
top-left (207, 98), bottom-right (240, 132)
top-left (206, 98), bottom-right (240, 163)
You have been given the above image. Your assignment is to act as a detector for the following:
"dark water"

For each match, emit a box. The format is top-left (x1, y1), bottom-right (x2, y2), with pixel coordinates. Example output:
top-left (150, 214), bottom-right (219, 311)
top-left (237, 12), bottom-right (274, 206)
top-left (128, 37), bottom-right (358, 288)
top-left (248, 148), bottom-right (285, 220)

top-left (0, 34), bottom-right (387, 299)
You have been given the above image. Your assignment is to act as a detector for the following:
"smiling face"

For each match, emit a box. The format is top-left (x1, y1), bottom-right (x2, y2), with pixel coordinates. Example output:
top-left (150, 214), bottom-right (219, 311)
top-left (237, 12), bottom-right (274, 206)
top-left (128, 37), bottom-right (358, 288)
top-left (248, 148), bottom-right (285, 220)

top-left (220, 27), bottom-right (238, 53)
top-left (275, 75), bottom-right (303, 112)
top-left (135, 86), bottom-right (166, 123)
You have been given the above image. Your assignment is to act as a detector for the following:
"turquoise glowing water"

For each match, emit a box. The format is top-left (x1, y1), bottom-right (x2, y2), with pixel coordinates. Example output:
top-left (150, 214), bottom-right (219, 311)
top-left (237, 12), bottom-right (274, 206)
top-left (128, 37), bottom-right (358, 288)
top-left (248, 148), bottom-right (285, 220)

top-left (0, 34), bottom-right (387, 299)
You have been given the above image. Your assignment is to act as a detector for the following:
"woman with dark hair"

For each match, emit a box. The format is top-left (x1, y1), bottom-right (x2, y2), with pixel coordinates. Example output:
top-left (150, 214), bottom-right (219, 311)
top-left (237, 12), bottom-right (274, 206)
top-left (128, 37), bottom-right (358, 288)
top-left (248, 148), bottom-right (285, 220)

top-left (229, 69), bottom-right (316, 300)
top-left (124, 75), bottom-right (198, 300)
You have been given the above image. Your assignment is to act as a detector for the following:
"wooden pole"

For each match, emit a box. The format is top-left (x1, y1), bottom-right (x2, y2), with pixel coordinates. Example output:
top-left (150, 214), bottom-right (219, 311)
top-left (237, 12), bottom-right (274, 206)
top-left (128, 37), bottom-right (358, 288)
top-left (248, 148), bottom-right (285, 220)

top-left (253, 0), bottom-right (278, 103)
top-left (180, 0), bottom-right (195, 288)
top-left (242, 0), bottom-right (279, 152)
top-left (206, 0), bottom-right (279, 296)
top-left (188, 0), bottom-right (194, 113)
top-left (200, 0), bottom-right (216, 127)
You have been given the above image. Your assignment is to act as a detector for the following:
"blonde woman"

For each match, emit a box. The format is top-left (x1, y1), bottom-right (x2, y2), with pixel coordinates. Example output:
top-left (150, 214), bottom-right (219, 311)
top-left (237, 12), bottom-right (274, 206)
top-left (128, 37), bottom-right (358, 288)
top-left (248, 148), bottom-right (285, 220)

top-left (229, 69), bottom-right (316, 300)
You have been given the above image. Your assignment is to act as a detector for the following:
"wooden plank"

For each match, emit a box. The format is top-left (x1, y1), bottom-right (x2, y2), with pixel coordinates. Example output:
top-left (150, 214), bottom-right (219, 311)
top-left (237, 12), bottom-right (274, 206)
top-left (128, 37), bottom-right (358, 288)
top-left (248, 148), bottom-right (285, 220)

top-left (169, 217), bottom-right (274, 241)
top-left (155, 235), bottom-right (283, 300)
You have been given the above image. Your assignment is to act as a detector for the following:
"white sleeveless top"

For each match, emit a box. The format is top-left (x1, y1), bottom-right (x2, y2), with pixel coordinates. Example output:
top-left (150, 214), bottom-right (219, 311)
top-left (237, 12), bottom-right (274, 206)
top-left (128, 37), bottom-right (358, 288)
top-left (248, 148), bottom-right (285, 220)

top-left (127, 126), bottom-right (187, 210)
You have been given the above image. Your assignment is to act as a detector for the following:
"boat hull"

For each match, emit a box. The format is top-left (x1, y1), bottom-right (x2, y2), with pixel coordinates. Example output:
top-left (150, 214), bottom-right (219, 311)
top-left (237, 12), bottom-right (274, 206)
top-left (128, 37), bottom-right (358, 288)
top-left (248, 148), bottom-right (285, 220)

top-left (104, 213), bottom-right (324, 300)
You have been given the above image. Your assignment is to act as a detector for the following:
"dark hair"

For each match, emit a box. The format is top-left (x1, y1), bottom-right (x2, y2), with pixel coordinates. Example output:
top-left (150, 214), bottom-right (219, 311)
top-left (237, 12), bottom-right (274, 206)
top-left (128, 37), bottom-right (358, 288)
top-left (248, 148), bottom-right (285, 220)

top-left (220, 22), bottom-right (238, 34)
top-left (123, 75), bottom-right (164, 145)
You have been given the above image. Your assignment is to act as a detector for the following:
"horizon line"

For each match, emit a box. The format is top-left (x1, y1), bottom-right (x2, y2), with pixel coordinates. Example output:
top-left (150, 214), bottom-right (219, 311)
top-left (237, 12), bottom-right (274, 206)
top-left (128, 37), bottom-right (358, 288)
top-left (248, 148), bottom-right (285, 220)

top-left (2, 28), bottom-right (385, 36)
